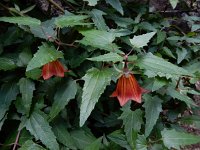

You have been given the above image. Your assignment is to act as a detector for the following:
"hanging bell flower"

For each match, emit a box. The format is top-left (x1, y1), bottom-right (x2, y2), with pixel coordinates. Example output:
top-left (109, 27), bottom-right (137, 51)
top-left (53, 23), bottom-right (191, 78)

top-left (41, 60), bottom-right (66, 80)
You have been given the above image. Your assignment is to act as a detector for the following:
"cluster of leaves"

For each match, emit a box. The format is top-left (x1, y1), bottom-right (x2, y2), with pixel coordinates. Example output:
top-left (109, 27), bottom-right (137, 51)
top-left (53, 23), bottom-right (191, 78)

top-left (0, 0), bottom-right (200, 149)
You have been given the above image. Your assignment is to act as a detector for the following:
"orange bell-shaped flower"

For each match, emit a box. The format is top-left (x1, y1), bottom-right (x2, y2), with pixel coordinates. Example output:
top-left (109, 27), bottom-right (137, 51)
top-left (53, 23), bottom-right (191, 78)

top-left (111, 72), bottom-right (147, 106)
top-left (42, 60), bottom-right (65, 80)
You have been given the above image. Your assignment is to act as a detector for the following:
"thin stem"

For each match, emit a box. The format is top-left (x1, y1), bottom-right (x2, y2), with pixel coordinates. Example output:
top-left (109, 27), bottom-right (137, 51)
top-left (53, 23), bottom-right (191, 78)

top-left (47, 0), bottom-right (65, 13)
top-left (12, 130), bottom-right (21, 150)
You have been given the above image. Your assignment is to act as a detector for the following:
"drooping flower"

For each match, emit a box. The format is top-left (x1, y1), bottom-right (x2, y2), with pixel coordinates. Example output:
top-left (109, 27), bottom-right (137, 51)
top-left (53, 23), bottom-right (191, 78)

top-left (111, 72), bottom-right (148, 106)
top-left (42, 60), bottom-right (65, 80)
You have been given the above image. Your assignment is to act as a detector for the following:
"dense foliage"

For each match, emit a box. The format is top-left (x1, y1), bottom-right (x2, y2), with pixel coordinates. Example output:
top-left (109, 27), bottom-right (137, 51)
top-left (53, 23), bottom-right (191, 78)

top-left (0, 0), bottom-right (200, 149)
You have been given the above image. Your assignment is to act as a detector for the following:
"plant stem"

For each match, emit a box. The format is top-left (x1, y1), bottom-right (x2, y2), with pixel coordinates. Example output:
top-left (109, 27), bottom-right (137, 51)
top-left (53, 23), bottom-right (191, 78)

top-left (12, 130), bottom-right (21, 150)
top-left (47, 0), bottom-right (65, 13)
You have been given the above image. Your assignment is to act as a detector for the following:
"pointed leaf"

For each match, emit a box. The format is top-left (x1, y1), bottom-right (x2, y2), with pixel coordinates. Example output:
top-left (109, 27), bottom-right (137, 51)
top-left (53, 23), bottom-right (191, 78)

top-left (136, 135), bottom-right (147, 150)
top-left (0, 57), bottom-right (17, 71)
top-left (161, 128), bottom-right (200, 149)
top-left (79, 30), bottom-right (116, 51)
top-left (0, 82), bottom-right (19, 121)
top-left (19, 140), bottom-right (46, 150)
top-left (143, 95), bottom-right (162, 137)
top-left (106, 0), bottom-right (124, 15)
top-left (18, 78), bottom-right (35, 116)
top-left (83, 0), bottom-right (99, 6)
top-left (80, 68), bottom-right (112, 126)
top-left (119, 109), bottom-right (143, 148)
top-left (87, 52), bottom-right (123, 62)
top-left (52, 121), bottom-right (76, 149)
top-left (49, 78), bottom-right (77, 121)
top-left (166, 86), bottom-right (196, 107)
top-left (176, 48), bottom-right (187, 64)
top-left (84, 137), bottom-right (102, 150)
top-left (0, 16), bottom-right (41, 26)
top-left (71, 129), bottom-right (96, 149)
top-left (90, 9), bottom-right (108, 30)
top-left (169, 0), bottom-right (179, 9)
top-left (108, 130), bottom-right (132, 150)
top-left (130, 32), bottom-right (156, 48)
top-left (26, 43), bottom-right (63, 71)
top-left (136, 53), bottom-right (192, 78)
top-left (25, 111), bottom-right (59, 150)
top-left (55, 15), bottom-right (91, 28)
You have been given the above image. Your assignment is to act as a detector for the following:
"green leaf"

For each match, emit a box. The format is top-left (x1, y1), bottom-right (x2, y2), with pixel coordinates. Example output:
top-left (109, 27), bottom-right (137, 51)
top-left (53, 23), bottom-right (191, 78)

top-left (0, 57), bottom-right (17, 71)
top-left (130, 32), bottom-right (156, 48)
top-left (180, 115), bottom-right (200, 129)
top-left (143, 95), bottom-right (162, 137)
top-left (166, 86), bottom-right (197, 107)
top-left (152, 77), bottom-right (168, 92)
top-left (0, 114), bottom-right (7, 131)
top-left (136, 53), bottom-right (192, 79)
top-left (108, 130), bottom-right (132, 150)
top-left (55, 15), bottom-right (90, 28)
top-left (157, 31), bottom-right (166, 44)
top-left (19, 140), bottom-right (46, 150)
top-left (49, 78), bottom-right (77, 121)
top-left (52, 120), bottom-right (77, 149)
top-left (136, 135), bottom-right (147, 150)
top-left (176, 48), bottom-right (187, 64)
top-left (119, 108), bottom-right (143, 148)
top-left (169, 0), bottom-right (179, 9)
top-left (84, 137), bottom-right (102, 150)
top-left (25, 111), bottom-right (59, 150)
top-left (87, 52), bottom-right (123, 62)
top-left (71, 129), bottom-right (96, 149)
top-left (80, 68), bottom-right (112, 126)
top-left (79, 30), bottom-right (116, 51)
top-left (18, 78), bottom-right (35, 116)
top-left (105, 0), bottom-right (124, 15)
top-left (0, 17), bottom-right (41, 26)
top-left (90, 9), bottom-right (108, 30)
top-left (30, 18), bottom-right (56, 40)
top-left (0, 82), bottom-right (19, 121)
top-left (161, 128), bottom-right (200, 149)
top-left (83, 0), bottom-right (99, 6)
top-left (26, 68), bottom-right (42, 80)
top-left (26, 43), bottom-right (63, 71)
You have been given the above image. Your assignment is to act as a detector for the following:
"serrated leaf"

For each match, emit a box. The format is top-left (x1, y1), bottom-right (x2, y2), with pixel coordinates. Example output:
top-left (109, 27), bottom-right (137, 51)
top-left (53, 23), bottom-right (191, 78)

top-left (80, 68), bottom-right (112, 126)
top-left (166, 86), bottom-right (196, 107)
top-left (136, 135), bottom-right (147, 150)
top-left (161, 128), bottom-right (200, 149)
top-left (71, 129), bottom-right (96, 149)
top-left (108, 130), bottom-right (132, 150)
top-left (79, 30), bottom-right (116, 51)
top-left (143, 95), bottom-right (162, 137)
top-left (176, 48), bottom-right (187, 64)
top-left (157, 31), bottom-right (166, 44)
top-left (136, 53), bottom-right (192, 78)
top-left (130, 32), bottom-right (156, 48)
top-left (83, 0), bottom-right (99, 6)
top-left (119, 109), bottom-right (143, 148)
top-left (18, 78), bottom-right (35, 116)
top-left (52, 121), bottom-right (77, 149)
top-left (25, 111), bottom-right (59, 150)
top-left (56, 15), bottom-right (90, 28)
top-left (152, 77), bottom-right (168, 92)
top-left (26, 43), bottom-right (63, 71)
top-left (0, 82), bottom-right (19, 121)
top-left (0, 57), bottom-right (17, 71)
top-left (84, 137), bottom-right (102, 150)
top-left (105, 0), bottom-right (124, 15)
top-left (87, 52), bottom-right (123, 62)
top-left (90, 9), bottom-right (108, 30)
top-left (49, 78), bottom-right (77, 121)
top-left (0, 17), bottom-right (41, 26)
top-left (19, 140), bottom-right (46, 150)
top-left (169, 0), bottom-right (179, 9)
top-left (30, 18), bottom-right (56, 40)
